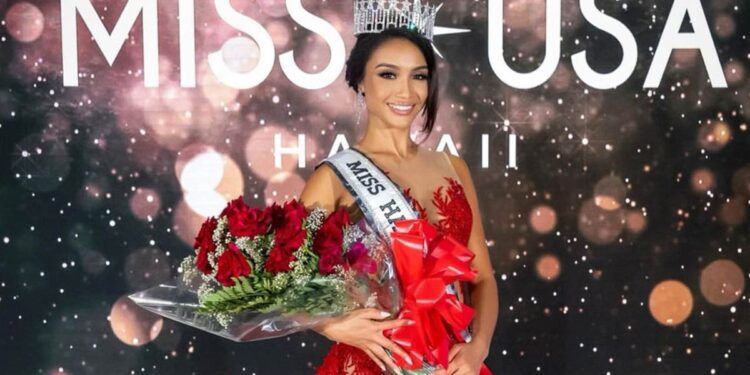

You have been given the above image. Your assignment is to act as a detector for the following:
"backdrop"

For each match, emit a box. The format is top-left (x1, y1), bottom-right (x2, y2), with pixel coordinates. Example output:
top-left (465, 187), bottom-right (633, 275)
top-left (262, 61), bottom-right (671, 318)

top-left (1, 0), bottom-right (749, 374)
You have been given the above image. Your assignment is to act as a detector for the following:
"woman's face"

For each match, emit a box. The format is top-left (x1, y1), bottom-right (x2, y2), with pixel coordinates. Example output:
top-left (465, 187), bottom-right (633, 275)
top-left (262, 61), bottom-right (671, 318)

top-left (359, 37), bottom-right (429, 131)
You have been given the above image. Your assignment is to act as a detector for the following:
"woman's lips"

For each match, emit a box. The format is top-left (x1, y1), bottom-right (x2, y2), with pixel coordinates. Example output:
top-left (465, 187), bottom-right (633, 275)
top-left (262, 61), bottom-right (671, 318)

top-left (387, 103), bottom-right (415, 116)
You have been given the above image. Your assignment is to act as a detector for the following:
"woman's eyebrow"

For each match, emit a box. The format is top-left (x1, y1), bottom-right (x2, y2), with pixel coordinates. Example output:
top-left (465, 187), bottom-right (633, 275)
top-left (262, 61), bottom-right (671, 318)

top-left (374, 63), bottom-right (428, 71)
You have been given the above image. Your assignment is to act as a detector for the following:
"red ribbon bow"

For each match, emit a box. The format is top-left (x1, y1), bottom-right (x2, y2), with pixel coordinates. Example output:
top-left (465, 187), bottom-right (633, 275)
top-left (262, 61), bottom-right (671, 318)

top-left (386, 219), bottom-right (479, 370)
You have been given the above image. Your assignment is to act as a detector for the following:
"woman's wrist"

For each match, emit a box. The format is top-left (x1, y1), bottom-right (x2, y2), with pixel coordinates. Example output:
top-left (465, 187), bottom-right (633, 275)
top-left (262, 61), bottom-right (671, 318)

top-left (312, 316), bottom-right (337, 341)
top-left (469, 335), bottom-right (491, 360)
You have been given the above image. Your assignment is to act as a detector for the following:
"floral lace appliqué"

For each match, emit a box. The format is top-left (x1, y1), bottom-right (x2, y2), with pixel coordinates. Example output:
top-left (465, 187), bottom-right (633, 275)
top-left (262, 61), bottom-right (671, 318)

top-left (316, 178), bottom-right (473, 374)
top-left (403, 177), bottom-right (473, 245)
top-left (316, 342), bottom-right (384, 374)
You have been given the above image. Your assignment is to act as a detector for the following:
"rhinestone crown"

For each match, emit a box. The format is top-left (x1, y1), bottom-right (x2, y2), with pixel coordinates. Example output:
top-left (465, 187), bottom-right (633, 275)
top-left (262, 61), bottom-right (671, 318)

top-left (353, 0), bottom-right (442, 41)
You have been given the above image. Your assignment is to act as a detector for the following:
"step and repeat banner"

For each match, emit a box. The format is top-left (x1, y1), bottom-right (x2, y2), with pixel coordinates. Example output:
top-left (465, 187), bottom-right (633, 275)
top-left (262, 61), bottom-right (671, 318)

top-left (1, 0), bottom-right (748, 374)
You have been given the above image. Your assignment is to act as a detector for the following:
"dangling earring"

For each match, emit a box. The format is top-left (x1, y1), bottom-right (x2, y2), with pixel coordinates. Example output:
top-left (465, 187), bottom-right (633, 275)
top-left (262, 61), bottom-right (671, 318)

top-left (355, 91), bottom-right (365, 125)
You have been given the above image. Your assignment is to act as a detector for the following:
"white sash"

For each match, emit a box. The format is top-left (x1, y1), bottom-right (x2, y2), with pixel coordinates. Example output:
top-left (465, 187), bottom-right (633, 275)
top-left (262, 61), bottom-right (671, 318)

top-left (321, 148), bottom-right (417, 239)
top-left (322, 148), bottom-right (472, 343)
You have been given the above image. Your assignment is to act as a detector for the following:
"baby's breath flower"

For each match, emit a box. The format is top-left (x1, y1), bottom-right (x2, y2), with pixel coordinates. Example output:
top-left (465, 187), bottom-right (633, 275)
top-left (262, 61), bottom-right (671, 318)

top-left (213, 312), bottom-right (234, 329)
top-left (342, 225), bottom-right (365, 250)
top-left (213, 216), bottom-right (228, 243)
top-left (271, 272), bottom-right (291, 292)
top-left (361, 233), bottom-right (380, 250)
top-left (197, 282), bottom-right (217, 303)
top-left (180, 256), bottom-right (198, 284)
top-left (303, 207), bottom-right (326, 232)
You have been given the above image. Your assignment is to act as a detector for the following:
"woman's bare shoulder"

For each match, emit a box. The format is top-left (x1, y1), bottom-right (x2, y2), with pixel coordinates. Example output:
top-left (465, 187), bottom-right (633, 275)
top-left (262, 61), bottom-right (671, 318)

top-left (443, 152), bottom-right (470, 176)
top-left (299, 163), bottom-right (341, 213)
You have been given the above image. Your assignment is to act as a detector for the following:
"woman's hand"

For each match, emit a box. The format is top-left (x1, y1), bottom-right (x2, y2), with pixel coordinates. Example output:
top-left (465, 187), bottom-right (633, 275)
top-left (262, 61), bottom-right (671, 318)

top-left (316, 308), bottom-right (414, 373)
top-left (446, 341), bottom-right (488, 375)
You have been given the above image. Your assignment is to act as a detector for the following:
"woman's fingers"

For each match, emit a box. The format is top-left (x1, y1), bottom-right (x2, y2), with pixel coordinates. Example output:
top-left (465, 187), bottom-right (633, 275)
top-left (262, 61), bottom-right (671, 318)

top-left (377, 318), bottom-right (414, 331)
top-left (374, 335), bottom-right (412, 367)
top-left (448, 344), bottom-right (462, 362)
top-left (370, 344), bottom-right (401, 373)
top-left (360, 308), bottom-right (392, 321)
top-left (363, 347), bottom-right (387, 373)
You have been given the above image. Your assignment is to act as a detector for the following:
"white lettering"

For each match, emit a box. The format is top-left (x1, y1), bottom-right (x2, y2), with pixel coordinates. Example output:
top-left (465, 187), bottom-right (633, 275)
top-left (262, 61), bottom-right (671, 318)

top-left (487, 0), bottom-right (561, 89)
top-left (328, 134), bottom-right (351, 157)
top-left (279, 0), bottom-right (346, 90)
top-left (644, 0), bottom-right (726, 88)
top-left (61, 0), bottom-right (159, 87)
top-left (274, 133), bottom-right (306, 168)
top-left (572, 0), bottom-right (638, 89)
top-left (178, 0), bottom-right (196, 87)
top-left (208, 0), bottom-right (275, 89)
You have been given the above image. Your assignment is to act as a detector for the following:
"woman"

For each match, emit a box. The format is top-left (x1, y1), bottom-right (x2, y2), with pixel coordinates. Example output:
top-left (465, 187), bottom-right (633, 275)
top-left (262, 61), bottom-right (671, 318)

top-left (301, 27), bottom-right (498, 374)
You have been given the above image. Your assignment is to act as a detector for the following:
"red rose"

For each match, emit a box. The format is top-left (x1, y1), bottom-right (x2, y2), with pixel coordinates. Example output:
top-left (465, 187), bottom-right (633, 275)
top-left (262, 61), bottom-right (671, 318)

top-left (312, 208), bottom-right (349, 274)
top-left (264, 242), bottom-right (296, 273)
top-left (215, 243), bottom-right (252, 286)
top-left (264, 200), bottom-right (308, 273)
top-left (222, 197), bottom-right (272, 238)
top-left (318, 253), bottom-right (341, 275)
top-left (194, 217), bottom-right (218, 274)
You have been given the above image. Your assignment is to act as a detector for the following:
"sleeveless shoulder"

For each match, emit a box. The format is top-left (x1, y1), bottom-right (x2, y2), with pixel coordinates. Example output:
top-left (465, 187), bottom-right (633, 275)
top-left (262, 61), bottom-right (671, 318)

top-left (299, 163), bottom-right (341, 214)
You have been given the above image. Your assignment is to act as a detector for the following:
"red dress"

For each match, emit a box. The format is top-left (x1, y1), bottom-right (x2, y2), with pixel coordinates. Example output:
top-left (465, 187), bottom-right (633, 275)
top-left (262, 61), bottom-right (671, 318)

top-left (316, 177), bottom-right (473, 374)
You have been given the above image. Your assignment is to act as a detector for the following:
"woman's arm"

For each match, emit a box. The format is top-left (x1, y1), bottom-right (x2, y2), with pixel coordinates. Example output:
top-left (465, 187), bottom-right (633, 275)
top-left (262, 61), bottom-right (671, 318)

top-left (448, 155), bottom-right (499, 373)
top-left (299, 163), bottom-right (340, 214)
top-left (299, 165), bottom-right (413, 373)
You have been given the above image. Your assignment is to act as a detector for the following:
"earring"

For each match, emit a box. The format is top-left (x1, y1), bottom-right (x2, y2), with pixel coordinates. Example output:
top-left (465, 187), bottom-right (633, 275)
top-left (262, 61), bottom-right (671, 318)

top-left (355, 91), bottom-right (365, 125)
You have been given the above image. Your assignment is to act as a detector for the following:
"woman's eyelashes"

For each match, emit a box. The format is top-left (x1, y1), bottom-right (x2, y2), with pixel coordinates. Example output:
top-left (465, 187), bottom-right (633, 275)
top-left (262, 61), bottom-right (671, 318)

top-left (377, 71), bottom-right (429, 80)
top-left (378, 71), bottom-right (396, 79)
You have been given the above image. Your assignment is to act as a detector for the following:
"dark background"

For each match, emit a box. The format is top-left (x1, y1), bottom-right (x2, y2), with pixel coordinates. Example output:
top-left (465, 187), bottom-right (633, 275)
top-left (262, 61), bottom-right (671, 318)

top-left (1, 0), bottom-right (749, 374)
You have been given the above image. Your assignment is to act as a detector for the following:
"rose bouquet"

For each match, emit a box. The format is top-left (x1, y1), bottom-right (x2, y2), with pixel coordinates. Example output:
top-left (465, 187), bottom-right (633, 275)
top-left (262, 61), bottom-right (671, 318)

top-left (130, 196), bottom-right (484, 373)
top-left (130, 197), bottom-right (400, 341)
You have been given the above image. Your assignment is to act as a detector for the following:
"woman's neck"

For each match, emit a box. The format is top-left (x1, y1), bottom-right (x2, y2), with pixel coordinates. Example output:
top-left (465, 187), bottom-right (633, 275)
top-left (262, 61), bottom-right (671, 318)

top-left (357, 119), bottom-right (418, 161)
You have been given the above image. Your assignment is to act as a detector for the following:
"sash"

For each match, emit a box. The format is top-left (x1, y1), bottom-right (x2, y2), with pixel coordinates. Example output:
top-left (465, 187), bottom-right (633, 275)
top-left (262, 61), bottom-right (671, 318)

top-left (321, 148), bottom-right (473, 345)
top-left (321, 148), bottom-right (417, 239)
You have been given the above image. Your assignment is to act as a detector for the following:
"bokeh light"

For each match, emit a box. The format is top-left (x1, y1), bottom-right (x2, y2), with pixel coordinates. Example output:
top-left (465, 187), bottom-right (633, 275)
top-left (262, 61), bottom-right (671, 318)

top-left (624, 209), bottom-right (647, 234)
top-left (199, 60), bottom-right (240, 109)
top-left (221, 36), bottom-right (261, 74)
top-left (177, 146), bottom-right (224, 193)
top-left (129, 187), bottom-right (162, 221)
top-left (577, 198), bottom-right (625, 245)
top-left (264, 172), bottom-right (306, 205)
top-left (109, 296), bottom-right (163, 347)
top-left (699, 259), bottom-right (745, 306)
top-left (529, 205), bottom-right (557, 234)
top-left (649, 280), bottom-right (694, 326)
top-left (258, 0), bottom-right (289, 18)
top-left (175, 144), bottom-right (243, 217)
top-left (690, 168), bottom-right (716, 193)
top-left (718, 196), bottom-right (747, 226)
top-left (535, 254), bottom-right (561, 281)
top-left (593, 175), bottom-right (627, 211)
top-left (172, 198), bottom-right (207, 246)
top-left (4, 2), bottom-right (45, 43)
top-left (697, 120), bottom-right (732, 152)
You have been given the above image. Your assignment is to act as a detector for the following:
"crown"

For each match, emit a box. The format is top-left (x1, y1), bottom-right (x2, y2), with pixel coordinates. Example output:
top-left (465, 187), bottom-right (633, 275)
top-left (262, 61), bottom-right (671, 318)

top-left (353, 0), bottom-right (443, 41)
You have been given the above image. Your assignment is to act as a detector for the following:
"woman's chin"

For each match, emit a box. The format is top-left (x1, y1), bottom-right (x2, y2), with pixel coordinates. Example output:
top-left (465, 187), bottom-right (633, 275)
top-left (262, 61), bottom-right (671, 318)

top-left (384, 116), bottom-right (417, 129)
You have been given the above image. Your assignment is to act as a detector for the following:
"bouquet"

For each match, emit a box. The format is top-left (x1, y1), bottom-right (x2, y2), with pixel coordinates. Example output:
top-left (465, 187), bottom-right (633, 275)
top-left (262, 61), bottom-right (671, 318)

top-left (130, 197), bottom-right (401, 342)
top-left (130, 196), bottom-right (483, 373)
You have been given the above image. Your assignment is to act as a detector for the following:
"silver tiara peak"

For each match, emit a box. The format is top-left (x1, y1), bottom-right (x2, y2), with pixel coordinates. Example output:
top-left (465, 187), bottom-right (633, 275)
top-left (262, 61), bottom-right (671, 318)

top-left (353, 0), bottom-right (443, 42)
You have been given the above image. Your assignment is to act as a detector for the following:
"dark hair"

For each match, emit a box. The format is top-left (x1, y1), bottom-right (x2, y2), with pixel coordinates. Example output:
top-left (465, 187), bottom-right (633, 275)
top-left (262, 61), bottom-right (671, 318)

top-left (345, 27), bottom-right (439, 136)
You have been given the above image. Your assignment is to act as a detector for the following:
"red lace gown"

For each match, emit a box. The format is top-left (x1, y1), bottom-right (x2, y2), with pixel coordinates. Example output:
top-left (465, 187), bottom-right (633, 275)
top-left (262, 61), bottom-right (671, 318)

top-left (316, 177), bottom-right (473, 374)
